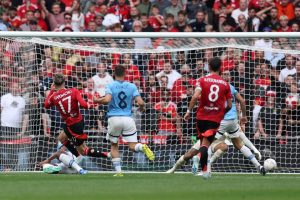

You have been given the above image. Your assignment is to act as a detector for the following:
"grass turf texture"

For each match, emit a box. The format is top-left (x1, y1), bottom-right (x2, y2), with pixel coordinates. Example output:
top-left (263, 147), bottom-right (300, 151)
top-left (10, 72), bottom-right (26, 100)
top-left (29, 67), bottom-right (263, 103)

top-left (0, 173), bottom-right (299, 200)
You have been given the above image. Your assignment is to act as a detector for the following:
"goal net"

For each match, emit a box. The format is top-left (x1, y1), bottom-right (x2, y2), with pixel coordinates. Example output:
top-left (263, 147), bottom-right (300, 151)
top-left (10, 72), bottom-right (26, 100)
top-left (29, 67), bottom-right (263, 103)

top-left (0, 33), bottom-right (299, 173)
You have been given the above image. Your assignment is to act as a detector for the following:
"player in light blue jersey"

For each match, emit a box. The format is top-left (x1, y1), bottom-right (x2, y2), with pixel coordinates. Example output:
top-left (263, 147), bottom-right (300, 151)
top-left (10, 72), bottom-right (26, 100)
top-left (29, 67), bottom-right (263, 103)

top-left (93, 65), bottom-right (154, 176)
top-left (192, 70), bottom-right (265, 177)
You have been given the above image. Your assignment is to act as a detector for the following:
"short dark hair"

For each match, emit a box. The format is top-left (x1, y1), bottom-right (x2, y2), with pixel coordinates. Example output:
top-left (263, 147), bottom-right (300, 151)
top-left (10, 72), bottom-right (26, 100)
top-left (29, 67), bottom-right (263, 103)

top-left (115, 65), bottom-right (126, 77)
top-left (178, 10), bottom-right (186, 16)
top-left (209, 57), bottom-right (222, 72)
top-left (53, 73), bottom-right (65, 86)
top-left (64, 12), bottom-right (72, 18)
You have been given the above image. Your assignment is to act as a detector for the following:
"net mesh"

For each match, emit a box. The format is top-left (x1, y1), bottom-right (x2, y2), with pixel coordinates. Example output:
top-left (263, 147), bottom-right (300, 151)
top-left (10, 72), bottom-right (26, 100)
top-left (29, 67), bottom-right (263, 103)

top-left (0, 36), bottom-right (299, 173)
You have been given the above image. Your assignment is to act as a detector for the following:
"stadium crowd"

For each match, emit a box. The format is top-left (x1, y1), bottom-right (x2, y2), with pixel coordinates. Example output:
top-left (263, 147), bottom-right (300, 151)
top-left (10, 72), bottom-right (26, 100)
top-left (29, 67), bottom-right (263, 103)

top-left (0, 0), bottom-right (300, 171)
top-left (0, 0), bottom-right (300, 32)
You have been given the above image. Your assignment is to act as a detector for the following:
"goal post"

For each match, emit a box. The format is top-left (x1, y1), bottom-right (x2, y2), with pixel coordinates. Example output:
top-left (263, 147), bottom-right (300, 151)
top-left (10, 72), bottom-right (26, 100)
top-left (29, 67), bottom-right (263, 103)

top-left (0, 32), bottom-right (299, 173)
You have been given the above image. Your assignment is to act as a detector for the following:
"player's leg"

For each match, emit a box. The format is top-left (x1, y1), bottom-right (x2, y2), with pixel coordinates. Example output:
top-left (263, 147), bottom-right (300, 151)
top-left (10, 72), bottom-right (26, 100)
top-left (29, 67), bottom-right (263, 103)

top-left (123, 117), bottom-right (154, 161)
top-left (76, 143), bottom-right (108, 158)
top-left (166, 147), bottom-right (199, 173)
top-left (231, 137), bottom-right (265, 175)
top-left (57, 130), bottom-right (80, 157)
top-left (57, 151), bottom-right (86, 174)
top-left (239, 131), bottom-right (262, 160)
top-left (191, 140), bottom-right (201, 175)
top-left (207, 140), bottom-right (228, 173)
top-left (106, 117), bottom-right (123, 176)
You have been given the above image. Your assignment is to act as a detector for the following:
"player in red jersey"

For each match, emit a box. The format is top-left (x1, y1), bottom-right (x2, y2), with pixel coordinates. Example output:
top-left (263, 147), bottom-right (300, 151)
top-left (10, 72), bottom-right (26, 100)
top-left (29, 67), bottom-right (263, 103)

top-left (45, 74), bottom-right (108, 160)
top-left (167, 57), bottom-right (232, 178)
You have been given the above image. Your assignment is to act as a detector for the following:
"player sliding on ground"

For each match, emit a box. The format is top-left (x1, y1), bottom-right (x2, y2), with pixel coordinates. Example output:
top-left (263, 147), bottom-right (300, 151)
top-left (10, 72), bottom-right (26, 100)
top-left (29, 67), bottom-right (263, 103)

top-left (45, 74), bottom-right (109, 170)
top-left (93, 65), bottom-right (155, 177)
top-left (167, 57), bottom-right (232, 179)
top-left (39, 143), bottom-right (86, 174)
top-left (192, 70), bottom-right (265, 176)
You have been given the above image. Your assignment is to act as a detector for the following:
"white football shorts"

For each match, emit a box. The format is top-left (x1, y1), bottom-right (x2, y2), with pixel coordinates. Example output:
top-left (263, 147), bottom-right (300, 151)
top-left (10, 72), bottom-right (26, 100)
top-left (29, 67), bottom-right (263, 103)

top-left (217, 119), bottom-right (242, 139)
top-left (107, 116), bottom-right (137, 143)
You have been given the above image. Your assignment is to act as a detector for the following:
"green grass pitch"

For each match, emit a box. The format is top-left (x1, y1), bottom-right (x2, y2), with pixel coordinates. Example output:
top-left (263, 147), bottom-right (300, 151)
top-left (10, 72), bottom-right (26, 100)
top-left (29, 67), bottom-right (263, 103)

top-left (0, 173), bottom-right (299, 200)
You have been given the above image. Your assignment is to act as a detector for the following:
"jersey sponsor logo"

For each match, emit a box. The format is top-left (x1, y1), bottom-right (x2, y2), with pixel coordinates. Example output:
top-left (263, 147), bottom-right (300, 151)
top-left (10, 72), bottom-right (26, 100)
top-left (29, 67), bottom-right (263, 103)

top-left (204, 106), bottom-right (220, 111)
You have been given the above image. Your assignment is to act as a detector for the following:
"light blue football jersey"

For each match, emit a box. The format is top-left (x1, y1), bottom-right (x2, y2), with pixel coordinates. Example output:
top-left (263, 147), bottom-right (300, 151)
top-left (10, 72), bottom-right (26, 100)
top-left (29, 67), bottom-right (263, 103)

top-left (224, 84), bottom-right (238, 120)
top-left (105, 80), bottom-right (140, 117)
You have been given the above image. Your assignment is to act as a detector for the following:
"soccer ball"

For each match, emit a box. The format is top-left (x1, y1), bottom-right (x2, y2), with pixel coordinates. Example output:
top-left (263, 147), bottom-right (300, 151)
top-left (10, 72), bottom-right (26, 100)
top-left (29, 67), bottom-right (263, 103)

top-left (43, 163), bottom-right (61, 174)
top-left (263, 158), bottom-right (277, 171)
top-left (285, 94), bottom-right (298, 109)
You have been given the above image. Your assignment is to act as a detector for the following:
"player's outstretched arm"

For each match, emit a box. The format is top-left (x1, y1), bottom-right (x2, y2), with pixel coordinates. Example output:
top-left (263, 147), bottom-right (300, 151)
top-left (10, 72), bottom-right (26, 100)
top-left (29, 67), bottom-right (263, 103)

top-left (184, 89), bottom-right (201, 121)
top-left (44, 90), bottom-right (55, 109)
top-left (93, 94), bottom-right (112, 105)
top-left (235, 93), bottom-right (248, 125)
top-left (75, 89), bottom-right (89, 108)
top-left (135, 96), bottom-right (145, 112)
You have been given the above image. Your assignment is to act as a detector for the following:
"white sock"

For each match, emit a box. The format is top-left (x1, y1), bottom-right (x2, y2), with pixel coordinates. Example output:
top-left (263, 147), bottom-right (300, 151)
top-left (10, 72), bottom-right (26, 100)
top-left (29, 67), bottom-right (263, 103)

top-left (174, 155), bottom-right (186, 169)
top-left (240, 132), bottom-right (259, 153)
top-left (112, 158), bottom-right (122, 173)
top-left (59, 153), bottom-right (82, 172)
top-left (240, 145), bottom-right (260, 168)
top-left (134, 143), bottom-right (143, 152)
top-left (210, 149), bottom-right (224, 164)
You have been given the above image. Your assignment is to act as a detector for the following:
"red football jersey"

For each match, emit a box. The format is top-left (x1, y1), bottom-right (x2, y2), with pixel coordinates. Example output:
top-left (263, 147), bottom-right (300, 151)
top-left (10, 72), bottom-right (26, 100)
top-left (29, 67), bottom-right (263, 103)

top-left (45, 88), bottom-right (88, 126)
top-left (196, 74), bottom-right (231, 123)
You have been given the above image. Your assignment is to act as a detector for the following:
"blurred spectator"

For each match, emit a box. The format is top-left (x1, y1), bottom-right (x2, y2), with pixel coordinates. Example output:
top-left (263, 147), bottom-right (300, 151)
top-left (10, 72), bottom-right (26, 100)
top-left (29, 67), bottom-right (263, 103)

top-left (149, 75), bottom-right (169, 104)
top-left (153, 0), bottom-right (171, 15)
top-left (132, 20), bottom-right (153, 49)
top-left (0, 82), bottom-right (28, 171)
top-left (291, 21), bottom-right (300, 31)
top-left (276, 0), bottom-right (298, 20)
top-left (81, 78), bottom-right (102, 130)
top-left (140, 14), bottom-right (155, 32)
top-left (107, 0), bottom-right (130, 23)
top-left (174, 51), bottom-right (191, 71)
top-left (17, 0), bottom-right (38, 23)
top-left (279, 55), bottom-right (297, 82)
top-left (41, 0), bottom-right (77, 31)
top-left (294, 61), bottom-right (300, 87)
top-left (266, 41), bottom-right (285, 68)
top-left (19, 10), bottom-right (35, 31)
top-left (164, 0), bottom-right (182, 21)
top-left (34, 9), bottom-right (48, 31)
top-left (171, 64), bottom-right (196, 102)
top-left (137, 0), bottom-right (153, 16)
top-left (123, 6), bottom-right (140, 32)
top-left (58, 12), bottom-right (72, 31)
top-left (235, 14), bottom-right (249, 32)
top-left (278, 15), bottom-right (292, 32)
top-left (156, 61), bottom-right (182, 89)
top-left (164, 13), bottom-right (179, 32)
top-left (94, 13), bottom-right (106, 31)
top-left (256, 95), bottom-right (281, 139)
top-left (248, 7), bottom-right (260, 32)
top-left (71, 0), bottom-right (85, 31)
top-left (0, 17), bottom-right (8, 31)
top-left (186, 0), bottom-right (207, 21)
top-left (154, 90), bottom-right (182, 136)
top-left (189, 10), bottom-right (206, 32)
top-left (289, 6), bottom-right (300, 25)
top-left (148, 5), bottom-right (165, 32)
top-left (8, 7), bottom-right (22, 30)
top-left (92, 63), bottom-right (114, 97)
top-left (86, 20), bottom-right (97, 32)
top-left (85, 3), bottom-right (97, 28)
top-left (121, 53), bottom-right (142, 82)
top-left (231, 0), bottom-right (248, 23)
top-left (175, 10), bottom-right (187, 32)
top-left (259, 7), bottom-right (280, 31)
